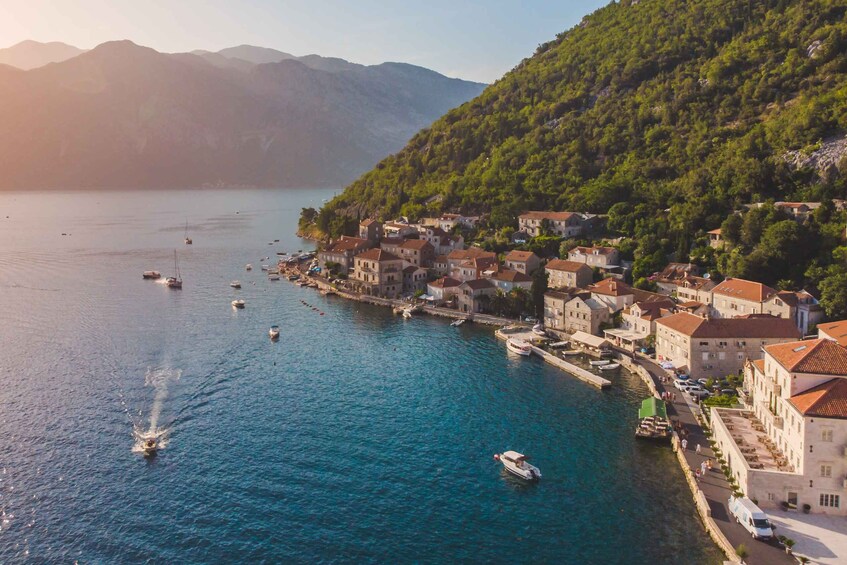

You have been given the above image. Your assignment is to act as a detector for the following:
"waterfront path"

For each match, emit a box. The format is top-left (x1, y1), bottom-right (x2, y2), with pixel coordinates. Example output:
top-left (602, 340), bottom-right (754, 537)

top-left (636, 357), bottom-right (794, 565)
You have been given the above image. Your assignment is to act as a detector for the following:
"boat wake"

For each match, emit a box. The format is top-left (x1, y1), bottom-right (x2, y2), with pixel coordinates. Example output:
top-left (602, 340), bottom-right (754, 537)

top-left (131, 367), bottom-right (181, 455)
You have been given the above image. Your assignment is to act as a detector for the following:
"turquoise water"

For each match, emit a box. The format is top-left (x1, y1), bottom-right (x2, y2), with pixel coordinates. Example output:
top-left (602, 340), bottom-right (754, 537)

top-left (0, 189), bottom-right (721, 563)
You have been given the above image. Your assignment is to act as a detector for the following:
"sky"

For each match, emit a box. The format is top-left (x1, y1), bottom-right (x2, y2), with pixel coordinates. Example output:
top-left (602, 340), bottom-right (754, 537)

top-left (0, 0), bottom-right (609, 82)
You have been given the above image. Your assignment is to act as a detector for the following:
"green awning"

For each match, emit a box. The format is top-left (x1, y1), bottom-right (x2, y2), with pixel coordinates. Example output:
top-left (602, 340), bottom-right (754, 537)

top-left (639, 397), bottom-right (667, 420)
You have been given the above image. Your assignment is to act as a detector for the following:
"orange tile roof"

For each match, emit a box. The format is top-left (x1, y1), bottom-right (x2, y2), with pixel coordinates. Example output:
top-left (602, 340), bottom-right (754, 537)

top-left (657, 312), bottom-right (800, 339)
top-left (589, 278), bottom-right (633, 297)
top-left (429, 276), bottom-right (461, 289)
top-left (752, 359), bottom-right (765, 373)
top-left (545, 259), bottom-right (591, 273)
top-left (447, 247), bottom-right (496, 260)
top-left (504, 250), bottom-right (538, 262)
top-left (765, 339), bottom-right (847, 376)
top-left (818, 320), bottom-right (847, 347)
top-left (357, 248), bottom-right (401, 262)
top-left (712, 278), bottom-right (776, 303)
top-left (789, 378), bottom-right (847, 419)
top-left (399, 239), bottom-right (433, 250)
top-left (519, 211), bottom-right (577, 221)
top-left (360, 219), bottom-right (377, 226)
top-left (492, 269), bottom-right (532, 283)
top-left (707, 228), bottom-right (722, 235)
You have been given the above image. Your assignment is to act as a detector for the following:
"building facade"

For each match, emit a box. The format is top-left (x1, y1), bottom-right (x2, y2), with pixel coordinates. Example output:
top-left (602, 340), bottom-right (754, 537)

top-left (545, 259), bottom-right (593, 289)
top-left (350, 249), bottom-right (404, 298)
top-left (518, 211), bottom-right (585, 238)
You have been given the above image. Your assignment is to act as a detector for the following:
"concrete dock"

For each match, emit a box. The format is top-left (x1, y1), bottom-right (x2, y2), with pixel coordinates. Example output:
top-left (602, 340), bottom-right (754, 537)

top-left (495, 328), bottom-right (611, 389)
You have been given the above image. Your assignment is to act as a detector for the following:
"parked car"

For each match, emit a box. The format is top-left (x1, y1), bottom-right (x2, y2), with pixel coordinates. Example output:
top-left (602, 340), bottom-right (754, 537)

top-left (721, 389), bottom-right (738, 396)
top-left (673, 379), bottom-right (692, 391)
top-left (728, 496), bottom-right (774, 540)
top-left (688, 389), bottom-right (712, 399)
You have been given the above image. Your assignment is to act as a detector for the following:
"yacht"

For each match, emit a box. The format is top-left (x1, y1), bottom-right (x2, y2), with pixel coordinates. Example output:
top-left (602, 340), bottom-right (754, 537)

top-left (506, 338), bottom-right (532, 356)
top-left (230, 281), bottom-right (241, 289)
top-left (142, 270), bottom-right (161, 280)
top-left (231, 299), bottom-right (245, 309)
top-left (496, 451), bottom-right (541, 481)
top-left (269, 325), bottom-right (280, 340)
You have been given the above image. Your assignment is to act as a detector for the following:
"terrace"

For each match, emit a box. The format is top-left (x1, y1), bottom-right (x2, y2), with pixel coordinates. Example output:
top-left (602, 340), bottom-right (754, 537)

top-left (713, 408), bottom-right (795, 473)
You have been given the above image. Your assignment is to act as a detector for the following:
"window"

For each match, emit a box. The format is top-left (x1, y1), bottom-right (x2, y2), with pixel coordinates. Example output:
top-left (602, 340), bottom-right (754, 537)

top-left (820, 494), bottom-right (840, 508)
top-left (821, 465), bottom-right (832, 478)
top-left (767, 493), bottom-right (775, 501)
top-left (822, 429), bottom-right (833, 442)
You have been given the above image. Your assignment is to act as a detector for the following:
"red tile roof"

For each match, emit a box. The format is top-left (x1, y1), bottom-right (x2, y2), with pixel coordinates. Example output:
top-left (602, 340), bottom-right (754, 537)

top-left (789, 378), bottom-right (847, 419)
top-left (712, 278), bottom-right (776, 303)
top-left (357, 248), bottom-right (401, 262)
top-left (589, 278), bottom-right (633, 297)
top-left (399, 239), bottom-right (433, 250)
top-left (545, 259), bottom-right (591, 273)
top-left (360, 219), bottom-right (377, 226)
top-left (519, 211), bottom-right (577, 221)
top-left (325, 237), bottom-right (369, 252)
top-left (429, 276), bottom-right (461, 289)
top-left (447, 247), bottom-right (496, 261)
top-left (462, 279), bottom-right (495, 291)
top-left (765, 339), bottom-right (847, 375)
top-left (818, 320), bottom-right (847, 347)
top-left (504, 250), bottom-right (538, 262)
top-left (492, 269), bottom-right (532, 283)
top-left (657, 312), bottom-right (801, 339)
top-left (571, 245), bottom-right (617, 256)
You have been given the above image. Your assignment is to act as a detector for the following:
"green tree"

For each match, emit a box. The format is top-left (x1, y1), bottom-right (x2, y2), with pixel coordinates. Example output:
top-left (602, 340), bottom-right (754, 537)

top-left (530, 267), bottom-right (549, 319)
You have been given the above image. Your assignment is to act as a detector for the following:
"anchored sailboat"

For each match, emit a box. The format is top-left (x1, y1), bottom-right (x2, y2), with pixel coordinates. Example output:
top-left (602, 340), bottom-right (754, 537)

top-left (166, 250), bottom-right (183, 289)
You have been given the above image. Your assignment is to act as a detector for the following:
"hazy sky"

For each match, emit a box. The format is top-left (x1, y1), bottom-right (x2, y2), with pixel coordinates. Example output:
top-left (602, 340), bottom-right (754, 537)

top-left (1, 0), bottom-right (608, 82)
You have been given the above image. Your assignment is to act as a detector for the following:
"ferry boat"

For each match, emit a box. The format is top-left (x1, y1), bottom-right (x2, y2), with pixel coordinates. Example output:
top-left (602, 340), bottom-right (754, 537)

top-left (230, 281), bottom-right (241, 289)
top-left (269, 325), bottom-right (280, 340)
top-left (506, 338), bottom-right (532, 356)
top-left (231, 299), bottom-right (245, 309)
top-left (635, 397), bottom-right (672, 441)
top-left (495, 451), bottom-right (541, 481)
top-left (142, 270), bottom-right (161, 279)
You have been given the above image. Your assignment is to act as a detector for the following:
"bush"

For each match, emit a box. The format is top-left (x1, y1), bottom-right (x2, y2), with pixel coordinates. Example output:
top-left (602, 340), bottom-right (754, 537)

top-left (736, 544), bottom-right (748, 559)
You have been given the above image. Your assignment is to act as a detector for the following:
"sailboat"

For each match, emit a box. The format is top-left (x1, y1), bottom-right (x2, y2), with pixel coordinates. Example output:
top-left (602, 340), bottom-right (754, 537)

top-left (166, 250), bottom-right (183, 289)
top-left (184, 219), bottom-right (192, 245)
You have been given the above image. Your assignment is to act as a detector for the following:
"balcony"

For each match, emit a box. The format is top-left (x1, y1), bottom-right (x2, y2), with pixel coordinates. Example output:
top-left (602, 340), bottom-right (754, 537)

top-left (773, 415), bottom-right (784, 429)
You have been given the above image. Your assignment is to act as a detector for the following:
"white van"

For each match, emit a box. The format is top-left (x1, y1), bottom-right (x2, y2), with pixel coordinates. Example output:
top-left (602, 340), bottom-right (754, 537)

top-left (728, 496), bottom-right (773, 540)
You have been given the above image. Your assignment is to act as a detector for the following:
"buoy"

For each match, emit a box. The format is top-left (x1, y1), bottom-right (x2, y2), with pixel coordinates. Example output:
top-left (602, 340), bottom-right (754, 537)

top-left (493, 454), bottom-right (500, 460)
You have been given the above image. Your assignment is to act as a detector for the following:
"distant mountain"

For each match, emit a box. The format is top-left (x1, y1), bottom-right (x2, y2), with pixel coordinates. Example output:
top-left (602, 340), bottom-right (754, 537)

top-left (0, 40), bottom-right (485, 189)
top-left (0, 40), bottom-right (86, 70)
top-left (195, 45), bottom-right (364, 73)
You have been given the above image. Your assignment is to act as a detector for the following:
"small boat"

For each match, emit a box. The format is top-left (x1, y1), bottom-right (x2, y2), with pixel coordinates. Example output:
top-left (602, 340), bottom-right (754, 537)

top-left (287, 274), bottom-right (300, 281)
top-left (451, 319), bottom-right (465, 327)
top-left (269, 325), bottom-right (280, 340)
top-left (142, 437), bottom-right (158, 456)
top-left (261, 264), bottom-right (270, 271)
top-left (268, 274), bottom-right (280, 281)
top-left (231, 299), bottom-right (245, 309)
top-left (506, 338), bottom-right (532, 356)
top-left (532, 323), bottom-right (546, 336)
top-left (230, 281), bottom-right (241, 289)
top-left (402, 309), bottom-right (413, 319)
top-left (598, 363), bottom-right (620, 371)
top-left (495, 451), bottom-right (541, 481)
top-left (393, 306), bottom-right (405, 315)
top-left (590, 360), bottom-right (610, 366)
top-left (142, 270), bottom-right (161, 280)
top-left (549, 341), bottom-right (569, 349)
top-left (562, 350), bottom-right (581, 357)
top-left (166, 250), bottom-right (182, 289)
top-left (245, 264), bottom-right (253, 271)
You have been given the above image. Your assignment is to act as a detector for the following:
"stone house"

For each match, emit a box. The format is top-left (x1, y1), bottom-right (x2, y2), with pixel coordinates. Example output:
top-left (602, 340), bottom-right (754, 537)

top-left (710, 278), bottom-right (777, 319)
top-left (763, 290), bottom-right (825, 335)
top-left (487, 269), bottom-right (533, 293)
top-left (545, 259), bottom-right (593, 289)
top-left (563, 295), bottom-right (610, 336)
top-left (588, 278), bottom-right (635, 313)
top-left (427, 276), bottom-right (461, 304)
top-left (350, 248), bottom-right (404, 298)
top-left (655, 312), bottom-right (801, 379)
top-left (675, 275), bottom-right (716, 305)
top-left (707, 228), bottom-right (725, 249)
top-left (712, 339), bottom-right (847, 516)
top-left (402, 265), bottom-right (428, 295)
top-left (567, 245), bottom-right (620, 269)
top-left (518, 211), bottom-right (585, 238)
top-left (317, 236), bottom-right (371, 275)
top-left (655, 263), bottom-right (700, 294)
top-left (503, 250), bottom-right (540, 275)
top-left (543, 288), bottom-right (589, 332)
top-left (398, 239), bottom-right (435, 268)
top-left (458, 279), bottom-right (497, 313)
top-left (358, 219), bottom-right (382, 243)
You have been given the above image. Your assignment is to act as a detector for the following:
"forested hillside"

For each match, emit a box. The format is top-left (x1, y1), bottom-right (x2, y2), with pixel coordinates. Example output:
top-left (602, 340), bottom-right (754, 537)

top-left (317, 0), bottom-right (847, 316)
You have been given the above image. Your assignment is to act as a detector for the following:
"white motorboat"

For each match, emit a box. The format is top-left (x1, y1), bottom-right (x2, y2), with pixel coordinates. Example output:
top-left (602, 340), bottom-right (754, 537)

top-left (402, 309), bottom-right (413, 319)
top-left (269, 325), bottom-right (280, 340)
top-left (451, 319), bottom-right (465, 327)
top-left (261, 264), bottom-right (270, 271)
top-left (245, 264), bottom-right (253, 271)
top-left (562, 350), bottom-right (581, 356)
top-left (532, 323), bottom-right (546, 336)
top-left (230, 281), bottom-right (241, 289)
top-left (496, 451), bottom-right (541, 481)
top-left (590, 359), bottom-right (610, 366)
top-left (142, 437), bottom-right (158, 456)
top-left (231, 299), bottom-right (245, 309)
top-left (598, 362), bottom-right (621, 371)
top-left (142, 270), bottom-right (161, 279)
top-left (506, 338), bottom-right (532, 356)
top-left (549, 341), bottom-right (569, 348)
top-left (268, 274), bottom-right (280, 281)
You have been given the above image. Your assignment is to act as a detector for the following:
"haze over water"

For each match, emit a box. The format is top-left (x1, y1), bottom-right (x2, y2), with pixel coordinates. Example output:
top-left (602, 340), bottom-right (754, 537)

top-left (0, 189), bottom-right (721, 563)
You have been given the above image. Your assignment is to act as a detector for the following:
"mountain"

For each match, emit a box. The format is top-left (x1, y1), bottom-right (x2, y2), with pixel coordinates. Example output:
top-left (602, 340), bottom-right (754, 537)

top-left (0, 40), bottom-right (86, 70)
top-left (194, 45), bottom-right (364, 73)
top-left (0, 41), bottom-right (485, 189)
top-left (322, 0), bottom-right (847, 231)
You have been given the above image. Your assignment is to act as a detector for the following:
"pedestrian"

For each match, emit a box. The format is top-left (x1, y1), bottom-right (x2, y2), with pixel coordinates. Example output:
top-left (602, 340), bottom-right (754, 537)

top-left (701, 461), bottom-right (707, 475)
top-left (672, 392), bottom-right (677, 402)
top-left (707, 458), bottom-right (713, 471)
top-left (681, 438), bottom-right (688, 451)
top-left (694, 469), bottom-right (701, 481)
top-left (696, 443), bottom-right (702, 454)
